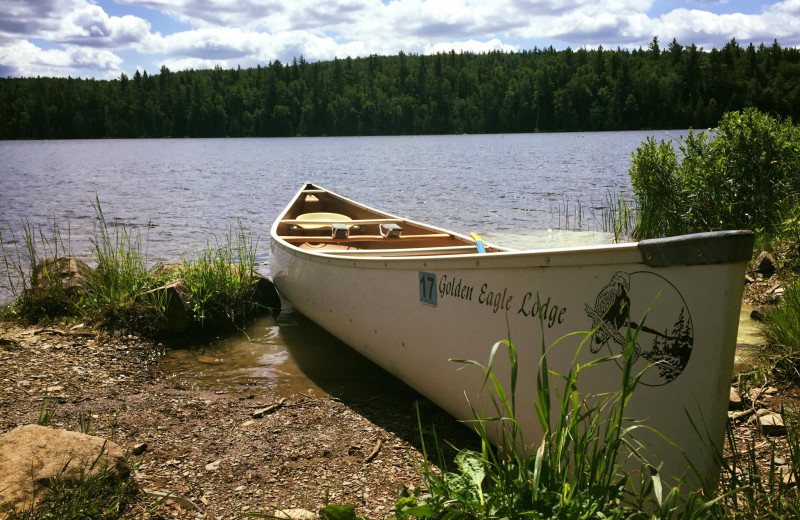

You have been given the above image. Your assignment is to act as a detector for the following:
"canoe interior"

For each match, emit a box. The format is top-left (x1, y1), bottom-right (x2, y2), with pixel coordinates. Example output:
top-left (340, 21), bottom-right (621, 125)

top-left (275, 185), bottom-right (505, 255)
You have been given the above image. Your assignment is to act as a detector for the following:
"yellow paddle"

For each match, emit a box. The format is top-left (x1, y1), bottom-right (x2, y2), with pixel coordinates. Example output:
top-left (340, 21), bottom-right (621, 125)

top-left (470, 232), bottom-right (486, 254)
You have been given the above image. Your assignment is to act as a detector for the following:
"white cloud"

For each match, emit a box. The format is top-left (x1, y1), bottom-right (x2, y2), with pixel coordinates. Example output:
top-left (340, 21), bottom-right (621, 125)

top-left (1, 0), bottom-right (153, 48)
top-left (0, 39), bottom-right (123, 78)
top-left (2, 0), bottom-right (799, 77)
top-left (426, 38), bottom-right (518, 54)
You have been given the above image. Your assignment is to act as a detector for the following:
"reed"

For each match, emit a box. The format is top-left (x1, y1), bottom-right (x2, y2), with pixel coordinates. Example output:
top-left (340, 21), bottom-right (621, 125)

top-left (0, 218), bottom-right (77, 321)
top-left (394, 315), bottom-right (732, 520)
top-left (1, 200), bottom-right (266, 334)
top-left (761, 279), bottom-right (800, 381)
top-left (179, 218), bottom-right (259, 329)
top-left (82, 197), bottom-right (163, 328)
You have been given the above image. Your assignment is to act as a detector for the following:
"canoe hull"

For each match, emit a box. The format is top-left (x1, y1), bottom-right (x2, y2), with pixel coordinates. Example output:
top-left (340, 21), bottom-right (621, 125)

top-left (271, 233), bottom-right (749, 482)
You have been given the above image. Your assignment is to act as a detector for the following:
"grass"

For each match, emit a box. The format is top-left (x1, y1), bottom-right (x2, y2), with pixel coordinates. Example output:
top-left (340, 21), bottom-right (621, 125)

top-left (393, 305), bottom-right (730, 520)
top-left (0, 218), bottom-right (77, 322)
top-left (761, 278), bottom-right (800, 381)
top-left (0, 199), bottom-right (268, 334)
top-left (179, 218), bottom-right (260, 329)
top-left (3, 457), bottom-right (139, 520)
top-left (389, 325), bottom-right (800, 520)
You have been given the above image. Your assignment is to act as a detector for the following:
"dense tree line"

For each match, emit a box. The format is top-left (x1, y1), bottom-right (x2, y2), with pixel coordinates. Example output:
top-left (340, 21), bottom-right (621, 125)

top-left (1, 38), bottom-right (799, 139)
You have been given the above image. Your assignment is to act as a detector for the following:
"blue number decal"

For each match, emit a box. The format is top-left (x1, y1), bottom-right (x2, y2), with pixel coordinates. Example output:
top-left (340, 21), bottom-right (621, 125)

top-left (419, 272), bottom-right (437, 306)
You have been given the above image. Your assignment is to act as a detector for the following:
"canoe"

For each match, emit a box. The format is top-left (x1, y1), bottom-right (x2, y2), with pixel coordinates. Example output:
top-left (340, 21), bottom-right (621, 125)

top-left (270, 183), bottom-right (754, 482)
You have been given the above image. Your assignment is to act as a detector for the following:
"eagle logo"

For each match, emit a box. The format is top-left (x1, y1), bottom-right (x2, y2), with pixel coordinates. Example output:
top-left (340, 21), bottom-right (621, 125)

top-left (585, 271), bottom-right (694, 386)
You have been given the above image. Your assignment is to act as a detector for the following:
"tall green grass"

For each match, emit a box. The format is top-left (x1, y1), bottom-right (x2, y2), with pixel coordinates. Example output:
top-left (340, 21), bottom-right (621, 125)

top-left (395, 320), bottom-right (731, 520)
top-left (0, 201), bottom-right (265, 333)
top-left (0, 218), bottom-right (77, 321)
top-left (179, 218), bottom-right (259, 329)
top-left (761, 279), bottom-right (800, 381)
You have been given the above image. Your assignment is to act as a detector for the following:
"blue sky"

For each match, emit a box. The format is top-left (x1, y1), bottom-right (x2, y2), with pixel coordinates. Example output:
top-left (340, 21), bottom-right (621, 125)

top-left (1, 1), bottom-right (797, 79)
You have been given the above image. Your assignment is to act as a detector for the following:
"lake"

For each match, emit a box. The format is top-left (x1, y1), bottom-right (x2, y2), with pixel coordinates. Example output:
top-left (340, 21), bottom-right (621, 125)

top-left (0, 131), bottom-right (685, 272)
top-left (0, 131), bottom-right (688, 395)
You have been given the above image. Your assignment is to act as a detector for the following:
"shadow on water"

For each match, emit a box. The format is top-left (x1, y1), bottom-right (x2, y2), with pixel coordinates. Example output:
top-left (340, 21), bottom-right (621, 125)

top-left (158, 306), bottom-right (479, 453)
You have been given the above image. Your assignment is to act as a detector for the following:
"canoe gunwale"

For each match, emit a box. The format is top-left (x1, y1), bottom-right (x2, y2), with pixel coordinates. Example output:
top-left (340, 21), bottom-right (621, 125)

top-left (638, 230), bottom-right (755, 267)
top-left (271, 184), bottom-right (755, 270)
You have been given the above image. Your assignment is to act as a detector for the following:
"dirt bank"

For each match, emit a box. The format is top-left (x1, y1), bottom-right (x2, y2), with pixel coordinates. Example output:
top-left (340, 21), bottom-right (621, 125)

top-left (0, 321), bottom-right (478, 519)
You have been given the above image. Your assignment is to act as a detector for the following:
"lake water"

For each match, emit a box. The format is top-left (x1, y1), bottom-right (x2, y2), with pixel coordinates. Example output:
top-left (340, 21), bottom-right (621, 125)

top-left (2, 131), bottom-right (706, 395)
top-left (0, 131), bottom-right (685, 276)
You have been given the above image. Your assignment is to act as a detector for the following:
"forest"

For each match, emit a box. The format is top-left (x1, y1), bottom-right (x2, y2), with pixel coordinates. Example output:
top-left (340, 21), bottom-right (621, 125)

top-left (1, 37), bottom-right (799, 139)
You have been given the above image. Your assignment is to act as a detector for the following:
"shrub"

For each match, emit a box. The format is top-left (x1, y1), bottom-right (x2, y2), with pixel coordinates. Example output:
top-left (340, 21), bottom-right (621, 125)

top-left (630, 108), bottom-right (800, 240)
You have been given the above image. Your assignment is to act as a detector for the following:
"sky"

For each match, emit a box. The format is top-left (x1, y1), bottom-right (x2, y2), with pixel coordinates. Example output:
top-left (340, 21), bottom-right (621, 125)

top-left (0, 0), bottom-right (798, 79)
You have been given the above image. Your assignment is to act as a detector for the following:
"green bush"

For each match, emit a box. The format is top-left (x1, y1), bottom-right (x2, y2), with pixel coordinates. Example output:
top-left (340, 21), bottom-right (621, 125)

top-left (630, 108), bottom-right (800, 240)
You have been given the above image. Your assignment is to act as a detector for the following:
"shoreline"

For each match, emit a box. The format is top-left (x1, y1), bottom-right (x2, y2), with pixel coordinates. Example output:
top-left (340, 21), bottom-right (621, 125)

top-left (0, 321), bottom-right (477, 518)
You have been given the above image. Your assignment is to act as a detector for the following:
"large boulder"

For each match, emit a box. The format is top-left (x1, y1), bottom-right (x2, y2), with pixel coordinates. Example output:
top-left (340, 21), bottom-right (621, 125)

top-left (754, 251), bottom-right (777, 278)
top-left (30, 257), bottom-right (92, 298)
top-left (141, 278), bottom-right (193, 334)
top-left (251, 271), bottom-right (281, 315)
top-left (0, 425), bottom-right (130, 517)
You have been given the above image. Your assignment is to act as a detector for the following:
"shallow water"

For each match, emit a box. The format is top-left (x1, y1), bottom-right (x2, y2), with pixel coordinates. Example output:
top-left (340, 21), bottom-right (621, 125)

top-left (733, 303), bottom-right (767, 374)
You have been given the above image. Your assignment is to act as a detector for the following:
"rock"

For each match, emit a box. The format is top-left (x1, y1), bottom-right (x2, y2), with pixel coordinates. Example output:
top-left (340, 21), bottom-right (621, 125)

top-left (273, 508), bottom-right (318, 520)
top-left (729, 387), bottom-right (743, 410)
top-left (754, 251), bottom-right (777, 278)
top-left (141, 279), bottom-right (192, 334)
top-left (757, 412), bottom-right (786, 436)
top-left (251, 271), bottom-right (282, 315)
top-left (132, 442), bottom-right (148, 456)
top-left (749, 387), bottom-right (777, 403)
top-left (30, 257), bottom-right (93, 299)
top-left (205, 460), bottom-right (221, 471)
top-left (750, 307), bottom-right (768, 322)
top-left (153, 262), bottom-right (184, 278)
top-left (780, 467), bottom-right (797, 488)
top-left (0, 424), bottom-right (129, 516)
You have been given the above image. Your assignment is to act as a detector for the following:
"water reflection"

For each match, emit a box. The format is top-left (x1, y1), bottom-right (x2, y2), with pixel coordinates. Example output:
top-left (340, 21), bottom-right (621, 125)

top-left (159, 306), bottom-right (418, 403)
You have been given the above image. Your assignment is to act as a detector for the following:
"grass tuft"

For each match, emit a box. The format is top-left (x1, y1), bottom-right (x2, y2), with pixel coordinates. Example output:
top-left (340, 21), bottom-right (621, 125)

top-left (0, 200), bottom-right (267, 335)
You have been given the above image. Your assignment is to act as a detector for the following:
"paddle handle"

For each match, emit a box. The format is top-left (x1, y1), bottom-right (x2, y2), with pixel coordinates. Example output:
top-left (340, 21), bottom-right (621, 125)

top-left (470, 232), bottom-right (486, 254)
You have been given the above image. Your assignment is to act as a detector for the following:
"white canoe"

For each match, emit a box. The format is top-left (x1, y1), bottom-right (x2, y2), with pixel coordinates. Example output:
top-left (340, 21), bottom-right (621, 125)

top-left (270, 183), bottom-right (753, 482)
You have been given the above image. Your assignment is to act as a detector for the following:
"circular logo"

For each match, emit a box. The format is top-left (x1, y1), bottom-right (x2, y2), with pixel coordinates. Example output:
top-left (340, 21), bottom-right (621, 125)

top-left (584, 271), bottom-right (694, 386)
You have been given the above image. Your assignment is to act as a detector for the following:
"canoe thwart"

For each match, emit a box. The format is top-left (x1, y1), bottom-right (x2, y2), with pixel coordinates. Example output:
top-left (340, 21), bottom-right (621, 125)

top-left (282, 218), bottom-right (404, 226)
top-left (331, 223), bottom-right (350, 239)
top-left (282, 233), bottom-right (454, 243)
